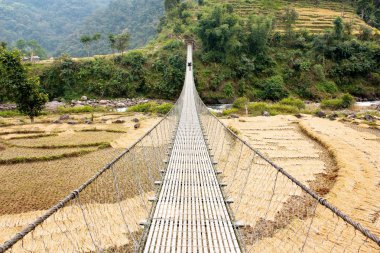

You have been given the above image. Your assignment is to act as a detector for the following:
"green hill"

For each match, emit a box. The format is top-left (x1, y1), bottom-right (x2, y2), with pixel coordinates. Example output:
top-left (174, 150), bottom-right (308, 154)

top-left (0, 0), bottom-right (164, 57)
top-left (17, 0), bottom-right (380, 102)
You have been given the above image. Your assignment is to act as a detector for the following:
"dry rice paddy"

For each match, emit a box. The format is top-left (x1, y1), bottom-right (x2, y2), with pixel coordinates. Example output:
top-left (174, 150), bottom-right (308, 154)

top-left (0, 112), bottom-right (161, 216)
top-left (222, 115), bottom-right (380, 251)
top-left (0, 112), bottom-right (379, 251)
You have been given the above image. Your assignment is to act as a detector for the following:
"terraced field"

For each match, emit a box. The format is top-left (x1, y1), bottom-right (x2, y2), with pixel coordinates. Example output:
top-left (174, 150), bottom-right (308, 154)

top-left (0, 113), bottom-right (161, 215)
top-left (204, 0), bottom-right (376, 33)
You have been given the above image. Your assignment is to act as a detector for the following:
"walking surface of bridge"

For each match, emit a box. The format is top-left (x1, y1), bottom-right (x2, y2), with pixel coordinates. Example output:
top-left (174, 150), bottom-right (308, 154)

top-left (0, 44), bottom-right (380, 253)
top-left (143, 45), bottom-right (241, 252)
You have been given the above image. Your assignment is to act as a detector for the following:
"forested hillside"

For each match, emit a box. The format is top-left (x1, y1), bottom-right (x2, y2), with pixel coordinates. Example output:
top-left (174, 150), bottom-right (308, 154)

top-left (2, 0), bottom-right (380, 103)
top-left (58, 0), bottom-right (164, 57)
top-left (0, 0), bottom-right (110, 55)
top-left (0, 0), bottom-right (163, 57)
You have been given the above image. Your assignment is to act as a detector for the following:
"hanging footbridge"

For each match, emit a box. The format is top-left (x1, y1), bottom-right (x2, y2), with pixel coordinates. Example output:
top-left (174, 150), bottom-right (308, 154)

top-left (0, 44), bottom-right (379, 252)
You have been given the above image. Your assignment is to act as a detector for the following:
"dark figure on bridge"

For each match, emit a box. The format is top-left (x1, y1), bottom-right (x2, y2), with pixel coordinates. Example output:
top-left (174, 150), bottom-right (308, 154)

top-left (188, 62), bottom-right (192, 71)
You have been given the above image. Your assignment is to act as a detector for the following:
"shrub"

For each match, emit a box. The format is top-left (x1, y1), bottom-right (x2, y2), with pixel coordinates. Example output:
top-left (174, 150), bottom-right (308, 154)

top-left (260, 75), bottom-right (288, 101)
top-left (269, 104), bottom-right (299, 115)
top-left (223, 82), bottom-right (235, 98)
top-left (128, 102), bottom-right (174, 114)
top-left (340, 93), bottom-right (355, 108)
top-left (222, 108), bottom-right (239, 116)
top-left (233, 97), bottom-right (249, 109)
top-left (248, 102), bottom-right (299, 116)
top-left (313, 64), bottom-right (325, 81)
top-left (279, 97), bottom-right (305, 109)
top-left (321, 93), bottom-right (355, 110)
top-left (153, 103), bottom-right (173, 114)
top-left (128, 102), bottom-right (156, 113)
top-left (316, 81), bottom-right (339, 94)
top-left (247, 102), bottom-right (270, 116)
top-left (227, 125), bottom-right (239, 135)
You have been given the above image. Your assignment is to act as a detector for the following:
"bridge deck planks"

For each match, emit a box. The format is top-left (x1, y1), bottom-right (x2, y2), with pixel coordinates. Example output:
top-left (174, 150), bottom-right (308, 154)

top-left (143, 45), bottom-right (241, 253)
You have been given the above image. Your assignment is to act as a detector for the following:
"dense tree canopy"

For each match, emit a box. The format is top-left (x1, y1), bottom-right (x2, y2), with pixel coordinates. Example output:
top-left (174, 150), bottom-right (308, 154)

top-left (0, 0), bottom-right (163, 57)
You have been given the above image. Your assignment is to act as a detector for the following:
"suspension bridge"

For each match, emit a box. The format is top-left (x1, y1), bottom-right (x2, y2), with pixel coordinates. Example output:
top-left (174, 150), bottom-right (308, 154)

top-left (0, 44), bottom-right (379, 252)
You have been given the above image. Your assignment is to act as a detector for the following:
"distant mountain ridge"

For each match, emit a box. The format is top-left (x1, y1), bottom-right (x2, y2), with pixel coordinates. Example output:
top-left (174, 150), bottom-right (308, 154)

top-left (0, 0), bottom-right (110, 54)
top-left (58, 0), bottom-right (164, 57)
top-left (0, 0), bottom-right (164, 57)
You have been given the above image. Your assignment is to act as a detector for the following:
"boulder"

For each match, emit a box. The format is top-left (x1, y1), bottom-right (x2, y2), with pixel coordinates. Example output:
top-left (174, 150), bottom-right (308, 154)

top-left (364, 114), bottom-right (375, 122)
top-left (67, 121), bottom-right (78, 125)
top-left (230, 114), bottom-right (239, 119)
top-left (113, 119), bottom-right (125, 124)
top-left (99, 100), bottom-right (108, 105)
top-left (262, 111), bottom-right (270, 117)
top-left (328, 113), bottom-right (338, 121)
top-left (132, 118), bottom-right (140, 123)
top-left (134, 123), bottom-right (141, 129)
top-left (59, 114), bottom-right (70, 120)
top-left (81, 96), bottom-right (88, 101)
top-left (85, 119), bottom-right (93, 124)
top-left (315, 111), bottom-right (326, 118)
top-left (116, 102), bottom-right (125, 108)
top-left (294, 113), bottom-right (302, 119)
top-left (44, 101), bottom-right (65, 112)
top-left (347, 113), bottom-right (356, 119)
top-left (52, 120), bottom-right (61, 124)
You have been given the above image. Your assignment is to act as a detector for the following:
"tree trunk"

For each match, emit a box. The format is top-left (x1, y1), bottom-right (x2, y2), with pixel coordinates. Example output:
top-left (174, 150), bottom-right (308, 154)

top-left (30, 116), bottom-right (34, 123)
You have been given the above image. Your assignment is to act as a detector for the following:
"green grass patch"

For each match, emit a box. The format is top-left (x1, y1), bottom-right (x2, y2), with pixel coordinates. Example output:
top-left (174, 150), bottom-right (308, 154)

top-left (248, 102), bottom-right (299, 116)
top-left (279, 97), bottom-right (305, 109)
top-left (0, 110), bottom-right (20, 117)
top-left (222, 108), bottom-right (239, 116)
top-left (0, 148), bottom-right (100, 165)
top-left (6, 133), bottom-right (59, 140)
top-left (321, 93), bottom-right (355, 110)
top-left (0, 130), bottom-right (47, 136)
top-left (12, 142), bottom-right (111, 149)
top-left (57, 106), bottom-right (108, 114)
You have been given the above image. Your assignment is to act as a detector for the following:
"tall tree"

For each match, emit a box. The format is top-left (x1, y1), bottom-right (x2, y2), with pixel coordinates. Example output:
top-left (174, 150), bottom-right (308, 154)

top-left (92, 33), bottom-right (102, 55)
top-left (333, 17), bottom-right (344, 39)
top-left (114, 32), bottom-right (130, 55)
top-left (80, 35), bottom-right (92, 57)
top-left (165, 0), bottom-right (180, 11)
top-left (108, 34), bottom-right (116, 53)
top-left (0, 46), bottom-right (48, 121)
top-left (281, 8), bottom-right (299, 41)
top-left (15, 39), bottom-right (47, 59)
top-left (0, 48), bottom-right (24, 102)
top-left (15, 77), bottom-right (48, 123)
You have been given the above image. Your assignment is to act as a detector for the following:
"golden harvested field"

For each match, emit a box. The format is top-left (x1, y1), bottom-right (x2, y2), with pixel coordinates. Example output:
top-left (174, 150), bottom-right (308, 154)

top-left (1, 112), bottom-right (379, 251)
top-left (204, 0), bottom-right (378, 34)
top-left (0, 112), bottom-right (161, 216)
top-left (222, 115), bottom-right (380, 248)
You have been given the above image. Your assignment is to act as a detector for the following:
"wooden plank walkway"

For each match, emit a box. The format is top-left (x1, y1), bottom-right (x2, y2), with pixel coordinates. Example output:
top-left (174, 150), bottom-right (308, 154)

top-left (143, 45), bottom-right (241, 252)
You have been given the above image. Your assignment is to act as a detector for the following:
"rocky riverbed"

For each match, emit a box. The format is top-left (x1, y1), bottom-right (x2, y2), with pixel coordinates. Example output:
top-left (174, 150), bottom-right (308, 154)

top-left (1, 97), bottom-right (154, 112)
